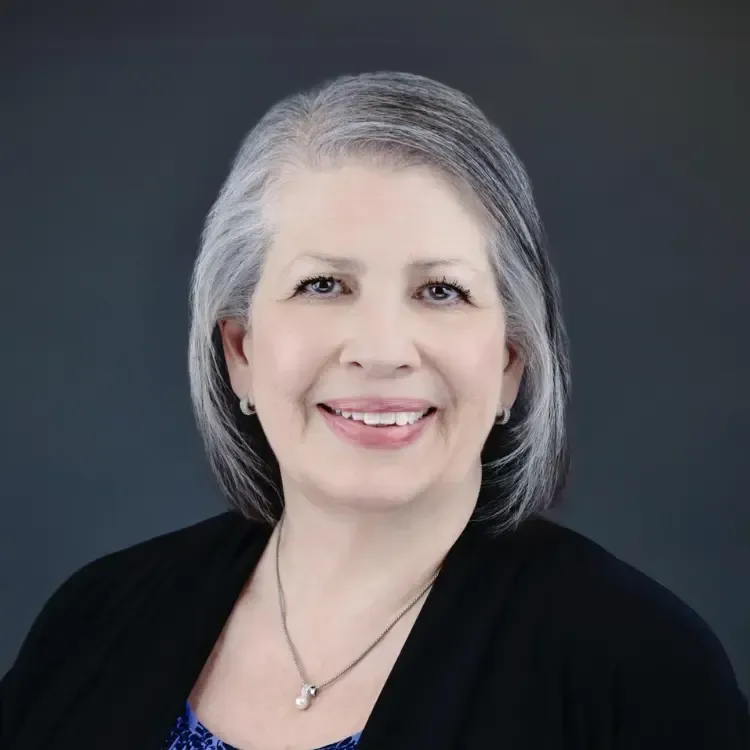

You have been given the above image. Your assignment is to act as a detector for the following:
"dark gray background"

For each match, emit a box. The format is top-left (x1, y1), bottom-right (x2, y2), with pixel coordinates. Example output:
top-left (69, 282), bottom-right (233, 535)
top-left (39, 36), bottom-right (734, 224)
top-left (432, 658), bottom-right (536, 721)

top-left (1, 1), bottom-right (748, 697)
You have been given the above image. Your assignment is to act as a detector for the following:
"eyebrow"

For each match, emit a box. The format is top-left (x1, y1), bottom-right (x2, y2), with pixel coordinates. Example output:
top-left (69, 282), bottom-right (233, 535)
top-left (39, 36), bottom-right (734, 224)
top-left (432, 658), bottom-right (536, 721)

top-left (290, 253), bottom-right (480, 274)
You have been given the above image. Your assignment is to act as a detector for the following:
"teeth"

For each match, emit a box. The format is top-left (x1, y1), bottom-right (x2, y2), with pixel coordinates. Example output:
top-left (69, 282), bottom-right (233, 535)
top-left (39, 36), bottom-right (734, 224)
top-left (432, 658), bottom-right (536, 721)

top-left (332, 408), bottom-right (428, 426)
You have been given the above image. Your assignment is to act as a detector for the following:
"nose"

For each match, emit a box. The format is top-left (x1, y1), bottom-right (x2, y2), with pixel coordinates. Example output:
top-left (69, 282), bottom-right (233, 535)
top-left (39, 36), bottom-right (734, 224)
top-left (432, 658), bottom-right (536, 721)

top-left (339, 300), bottom-right (421, 377)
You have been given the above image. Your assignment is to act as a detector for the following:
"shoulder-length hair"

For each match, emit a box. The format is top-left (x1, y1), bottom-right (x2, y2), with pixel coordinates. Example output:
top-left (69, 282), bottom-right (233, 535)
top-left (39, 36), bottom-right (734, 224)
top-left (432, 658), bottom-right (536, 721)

top-left (188, 71), bottom-right (571, 534)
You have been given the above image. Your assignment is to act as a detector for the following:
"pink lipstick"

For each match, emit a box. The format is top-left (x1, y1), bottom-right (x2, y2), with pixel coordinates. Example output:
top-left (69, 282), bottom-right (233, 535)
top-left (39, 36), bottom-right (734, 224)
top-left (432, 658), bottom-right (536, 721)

top-left (317, 399), bottom-right (437, 449)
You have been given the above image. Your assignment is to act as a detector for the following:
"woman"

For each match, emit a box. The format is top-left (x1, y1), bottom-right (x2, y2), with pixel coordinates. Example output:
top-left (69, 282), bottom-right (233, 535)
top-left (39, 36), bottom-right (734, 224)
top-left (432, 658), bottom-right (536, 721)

top-left (1, 71), bottom-right (748, 750)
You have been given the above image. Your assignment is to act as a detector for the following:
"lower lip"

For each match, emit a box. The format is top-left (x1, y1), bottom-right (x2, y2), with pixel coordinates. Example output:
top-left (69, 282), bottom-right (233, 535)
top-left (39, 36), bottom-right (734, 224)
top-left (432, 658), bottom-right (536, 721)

top-left (318, 406), bottom-right (435, 449)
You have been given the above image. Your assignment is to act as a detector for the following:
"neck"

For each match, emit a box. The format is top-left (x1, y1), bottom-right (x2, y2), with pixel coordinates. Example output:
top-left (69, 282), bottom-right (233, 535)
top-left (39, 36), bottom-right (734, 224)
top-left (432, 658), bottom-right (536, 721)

top-left (269, 468), bottom-right (481, 624)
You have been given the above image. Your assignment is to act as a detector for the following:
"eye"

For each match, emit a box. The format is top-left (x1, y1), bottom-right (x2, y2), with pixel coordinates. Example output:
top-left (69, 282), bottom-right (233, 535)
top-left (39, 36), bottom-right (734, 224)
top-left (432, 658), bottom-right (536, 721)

top-left (294, 275), bottom-right (346, 298)
top-left (418, 278), bottom-right (474, 306)
top-left (292, 274), bottom-right (473, 305)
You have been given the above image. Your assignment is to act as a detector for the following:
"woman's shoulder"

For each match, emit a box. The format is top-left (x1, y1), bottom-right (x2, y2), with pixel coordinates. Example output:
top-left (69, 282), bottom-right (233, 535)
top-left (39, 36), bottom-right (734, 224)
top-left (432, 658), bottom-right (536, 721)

top-left (1, 511), bottom-right (271, 732)
top-left (96, 510), bottom-right (256, 567)
top-left (481, 517), bottom-right (750, 739)
top-left (45, 511), bottom-right (257, 602)
top-left (500, 517), bottom-right (727, 657)
top-left (5, 512), bottom-right (263, 678)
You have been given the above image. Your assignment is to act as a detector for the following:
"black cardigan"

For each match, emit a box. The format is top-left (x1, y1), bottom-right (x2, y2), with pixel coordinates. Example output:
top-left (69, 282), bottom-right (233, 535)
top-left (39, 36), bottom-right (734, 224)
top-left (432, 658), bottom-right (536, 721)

top-left (1, 510), bottom-right (748, 749)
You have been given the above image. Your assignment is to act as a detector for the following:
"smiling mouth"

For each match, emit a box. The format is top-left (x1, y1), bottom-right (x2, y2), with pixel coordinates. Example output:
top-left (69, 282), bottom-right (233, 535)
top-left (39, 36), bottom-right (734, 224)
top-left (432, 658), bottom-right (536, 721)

top-left (318, 404), bottom-right (437, 427)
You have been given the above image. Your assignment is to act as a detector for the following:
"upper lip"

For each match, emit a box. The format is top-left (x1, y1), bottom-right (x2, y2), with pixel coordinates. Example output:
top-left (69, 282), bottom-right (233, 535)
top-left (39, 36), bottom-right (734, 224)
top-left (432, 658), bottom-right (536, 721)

top-left (320, 398), bottom-right (437, 413)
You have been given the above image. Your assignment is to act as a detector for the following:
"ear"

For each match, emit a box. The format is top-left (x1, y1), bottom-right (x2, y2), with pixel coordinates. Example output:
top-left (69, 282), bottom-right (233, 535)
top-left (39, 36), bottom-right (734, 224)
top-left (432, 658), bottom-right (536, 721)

top-left (500, 342), bottom-right (524, 411)
top-left (219, 318), bottom-right (253, 403)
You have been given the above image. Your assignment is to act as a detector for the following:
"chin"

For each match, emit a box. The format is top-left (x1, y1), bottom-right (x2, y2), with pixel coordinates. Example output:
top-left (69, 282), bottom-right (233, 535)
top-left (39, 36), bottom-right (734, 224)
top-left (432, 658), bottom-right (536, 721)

top-left (305, 470), bottom-right (431, 514)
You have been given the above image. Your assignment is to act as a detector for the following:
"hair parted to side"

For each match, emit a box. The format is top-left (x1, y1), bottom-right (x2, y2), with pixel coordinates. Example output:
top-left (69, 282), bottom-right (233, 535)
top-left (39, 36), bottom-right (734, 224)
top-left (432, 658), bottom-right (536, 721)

top-left (188, 70), bottom-right (571, 534)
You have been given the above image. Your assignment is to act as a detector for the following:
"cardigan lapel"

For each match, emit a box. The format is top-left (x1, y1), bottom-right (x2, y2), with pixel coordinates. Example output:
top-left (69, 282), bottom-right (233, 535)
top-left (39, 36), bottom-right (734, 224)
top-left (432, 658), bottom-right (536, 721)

top-left (20, 514), bottom-right (274, 750)
top-left (355, 518), bottom-right (534, 750)
top-left (123, 518), bottom-right (274, 750)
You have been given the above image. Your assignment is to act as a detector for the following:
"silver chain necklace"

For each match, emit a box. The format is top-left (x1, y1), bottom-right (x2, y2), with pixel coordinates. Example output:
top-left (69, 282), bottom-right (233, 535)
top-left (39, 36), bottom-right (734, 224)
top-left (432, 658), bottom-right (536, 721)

top-left (275, 513), bottom-right (442, 710)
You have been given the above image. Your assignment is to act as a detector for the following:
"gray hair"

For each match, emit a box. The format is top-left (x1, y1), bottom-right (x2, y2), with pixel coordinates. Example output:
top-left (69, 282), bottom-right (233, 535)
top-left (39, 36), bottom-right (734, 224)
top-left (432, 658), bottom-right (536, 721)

top-left (188, 71), bottom-right (571, 534)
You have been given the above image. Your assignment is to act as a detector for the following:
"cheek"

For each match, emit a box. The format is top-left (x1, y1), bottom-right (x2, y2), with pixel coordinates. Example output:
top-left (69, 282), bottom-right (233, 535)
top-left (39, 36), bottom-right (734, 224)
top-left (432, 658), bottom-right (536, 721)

top-left (250, 310), bottom-right (328, 402)
top-left (436, 323), bottom-right (507, 410)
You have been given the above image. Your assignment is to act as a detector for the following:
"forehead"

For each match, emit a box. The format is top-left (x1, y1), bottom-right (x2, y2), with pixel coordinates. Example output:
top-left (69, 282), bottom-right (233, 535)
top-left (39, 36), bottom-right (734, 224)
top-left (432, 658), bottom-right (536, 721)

top-left (264, 162), bottom-right (490, 268)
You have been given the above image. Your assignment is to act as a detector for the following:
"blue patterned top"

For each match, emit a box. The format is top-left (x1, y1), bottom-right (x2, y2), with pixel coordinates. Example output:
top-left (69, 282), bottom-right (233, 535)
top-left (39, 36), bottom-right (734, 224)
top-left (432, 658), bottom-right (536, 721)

top-left (163, 701), bottom-right (362, 750)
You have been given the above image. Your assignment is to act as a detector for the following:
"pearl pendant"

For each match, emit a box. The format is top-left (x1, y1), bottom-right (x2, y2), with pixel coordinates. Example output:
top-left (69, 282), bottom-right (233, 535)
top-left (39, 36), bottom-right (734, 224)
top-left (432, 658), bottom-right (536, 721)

top-left (295, 683), bottom-right (318, 710)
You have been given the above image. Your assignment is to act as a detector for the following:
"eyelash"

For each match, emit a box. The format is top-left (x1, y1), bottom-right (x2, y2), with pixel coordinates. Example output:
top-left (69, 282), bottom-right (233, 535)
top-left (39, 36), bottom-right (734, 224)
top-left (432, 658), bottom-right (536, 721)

top-left (293, 275), bottom-right (475, 306)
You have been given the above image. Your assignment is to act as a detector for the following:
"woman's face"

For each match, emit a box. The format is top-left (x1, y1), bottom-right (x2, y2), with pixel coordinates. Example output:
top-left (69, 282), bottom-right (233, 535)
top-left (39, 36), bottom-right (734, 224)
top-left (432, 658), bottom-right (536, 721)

top-left (222, 162), bottom-right (523, 512)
